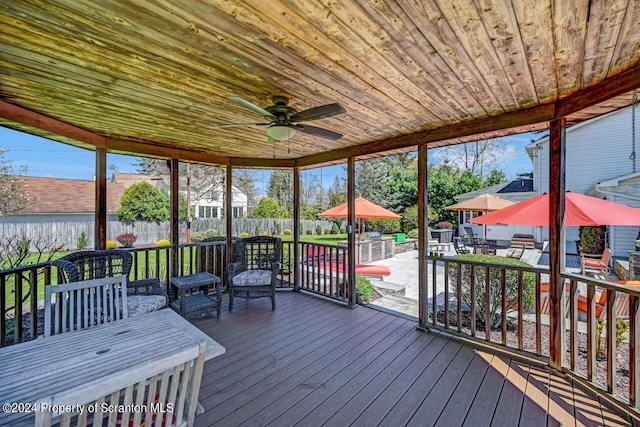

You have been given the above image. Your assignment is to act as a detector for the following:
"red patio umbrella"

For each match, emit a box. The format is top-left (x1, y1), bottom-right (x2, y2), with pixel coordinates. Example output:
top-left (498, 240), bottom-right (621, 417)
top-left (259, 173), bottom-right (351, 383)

top-left (470, 191), bottom-right (640, 226)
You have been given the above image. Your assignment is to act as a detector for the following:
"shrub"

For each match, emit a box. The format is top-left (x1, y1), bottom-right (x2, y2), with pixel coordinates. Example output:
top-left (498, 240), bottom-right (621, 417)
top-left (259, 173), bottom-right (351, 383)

top-left (106, 240), bottom-right (117, 249)
top-left (263, 231), bottom-right (269, 236)
top-left (156, 239), bottom-right (170, 247)
top-left (331, 223), bottom-right (339, 234)
top-left (116, 232), bottom-right (137, 248)
top-left (240, 232), bottom-right (250, 238)
top-left (276, 223), bottom-right (282, 234)
top-left (50, 245), bottom-right (66, 252)
top-left (306, 229), bottom-right (313, 235)
top-left (340, 227), bottom-right (346, 233)
top-left (448, 254), bottom-right (536, 329)
top-left (77, 231), bottom-right (89, 249)
top-left (579, 226), bottom-right (606, 254)
top-left (191, 229), bottom-right (220, 242)
top-left (436, 221), bottom-right (453, 229)
top-left (407, 228), bottom-right (419, 238)
top-left (254, 225), bottom-right (260, 236)
top-left (284, 229), bottom-right (292, 235)
top-left (356, 275), bottom-right (374, 303)
top-left (316, 224), bottom-right (323, 235)
top-left (324, 229), bottom-right (331, 235)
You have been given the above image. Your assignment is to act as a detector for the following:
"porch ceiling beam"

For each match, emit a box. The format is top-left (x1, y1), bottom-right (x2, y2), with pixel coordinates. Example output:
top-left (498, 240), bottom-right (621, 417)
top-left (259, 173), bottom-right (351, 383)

top-left (295, 104), bottom-right (555, 167)
top-left (106, 138), bottom-right (229, 166)
top-left (0, 100), bottom-right (105, 148)
top-left (229, 157), bottom-right (296, 168)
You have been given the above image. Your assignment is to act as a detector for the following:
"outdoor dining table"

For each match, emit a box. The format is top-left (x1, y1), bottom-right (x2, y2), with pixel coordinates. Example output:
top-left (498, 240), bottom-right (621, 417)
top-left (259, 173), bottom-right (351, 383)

top-left (0, 308), bottom-right (225, 426)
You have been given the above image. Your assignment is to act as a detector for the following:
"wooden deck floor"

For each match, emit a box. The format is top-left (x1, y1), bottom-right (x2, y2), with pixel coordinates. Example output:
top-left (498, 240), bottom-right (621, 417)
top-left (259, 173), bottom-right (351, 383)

top-left (191, 291), bottom-right (636, 426)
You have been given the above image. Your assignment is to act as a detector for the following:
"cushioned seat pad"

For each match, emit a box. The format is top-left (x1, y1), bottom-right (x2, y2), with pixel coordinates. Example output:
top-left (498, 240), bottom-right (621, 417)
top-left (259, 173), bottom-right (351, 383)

top-left (233, 269), bottom-right (272, 286)
top-left (127, 295), bottom-right (166, 317)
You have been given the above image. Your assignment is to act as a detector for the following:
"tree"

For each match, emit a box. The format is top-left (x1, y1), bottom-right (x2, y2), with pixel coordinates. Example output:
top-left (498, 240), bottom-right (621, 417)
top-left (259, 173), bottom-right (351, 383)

top-left (437, 138), bottom-right (511, 180)
top-left (117, 182), bottom-right (170, 223)
top-left (326, 176), bottom-right (346, 207)
top-left (485, 169), bottom-right (508, 186)
top-left (0, 148), bottom-right (38, 217)
top-left (355, 158), bottom-right (390, 204)
top-left (267, 170), bottom-right (293, 216)
top-left (233, 169), bottom-right (259, 209)
top-left (252, 197), bottom-right (281, 218)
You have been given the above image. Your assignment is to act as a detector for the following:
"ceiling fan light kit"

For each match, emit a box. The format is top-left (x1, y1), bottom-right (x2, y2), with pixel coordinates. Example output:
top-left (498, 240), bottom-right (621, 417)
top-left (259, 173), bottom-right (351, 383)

top-left (267, 124), bottom-right (295, 141)
top-left (209, 95), bottom-right (346, 141)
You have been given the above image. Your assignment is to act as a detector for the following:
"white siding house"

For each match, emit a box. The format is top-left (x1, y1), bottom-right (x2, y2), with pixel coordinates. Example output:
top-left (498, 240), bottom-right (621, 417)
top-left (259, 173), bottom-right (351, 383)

top-left (526, 106), bottom-right (639, 256)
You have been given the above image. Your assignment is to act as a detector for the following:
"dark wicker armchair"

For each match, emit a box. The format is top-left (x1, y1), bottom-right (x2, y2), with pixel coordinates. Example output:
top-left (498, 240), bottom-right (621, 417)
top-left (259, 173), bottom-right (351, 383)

top-left (51, 249), bottom-right (168, 312)
top-left (227, 236), bottom-right (282, 312)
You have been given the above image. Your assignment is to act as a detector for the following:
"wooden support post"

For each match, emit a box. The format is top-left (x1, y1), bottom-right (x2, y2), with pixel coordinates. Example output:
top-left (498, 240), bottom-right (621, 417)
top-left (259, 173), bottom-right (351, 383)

top-left (170, 159), bottom-right (179, 279)
top-left (418, 145), bottom-right (429, 329)
top-left (293, 167), bottom-right (300, 292)
top-left (549, 118), bottom-right (567, 370)
top-left (226, 165), bottom-right (233, 266)
top-left (94, 147), bottom-right (107, 250)
top-left (347, 157), bottom-right (356, 307)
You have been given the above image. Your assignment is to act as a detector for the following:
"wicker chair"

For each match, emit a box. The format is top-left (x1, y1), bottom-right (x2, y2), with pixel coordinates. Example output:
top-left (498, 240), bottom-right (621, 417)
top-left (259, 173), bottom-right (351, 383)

top-left (227, 236), bottom-right (282, 312)
top-left (51, 249), bottom-right (168, 316)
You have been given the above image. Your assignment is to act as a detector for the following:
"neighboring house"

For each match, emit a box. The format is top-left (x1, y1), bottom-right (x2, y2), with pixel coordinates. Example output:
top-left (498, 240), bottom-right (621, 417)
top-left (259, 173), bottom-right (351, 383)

top-left (111, 172), bottom-right (248, 219)
top-left (1, 176), bottom-right (126, 222)
top-left (457, 105), bottom-right (639, 257)
top-left (456, 178), bottom-right (535, 242)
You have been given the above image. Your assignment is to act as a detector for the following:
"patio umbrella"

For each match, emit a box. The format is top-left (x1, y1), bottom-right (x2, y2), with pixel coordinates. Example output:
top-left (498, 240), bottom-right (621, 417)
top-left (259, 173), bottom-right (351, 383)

top-left (445, 193), bottom-right (515, 239)
top-left (320, 196), bottom-right (401, 263)
top-left (470, 191), bottom-right (640, 226)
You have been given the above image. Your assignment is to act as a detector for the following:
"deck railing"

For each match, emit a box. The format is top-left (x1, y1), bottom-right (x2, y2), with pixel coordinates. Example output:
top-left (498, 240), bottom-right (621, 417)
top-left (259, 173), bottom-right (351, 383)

top-left (298, 242), bottom-right (349, 302)
top-left (0, 240), bottom-right (296, 347)
top-left (425, 254), bottom-right (640, 413)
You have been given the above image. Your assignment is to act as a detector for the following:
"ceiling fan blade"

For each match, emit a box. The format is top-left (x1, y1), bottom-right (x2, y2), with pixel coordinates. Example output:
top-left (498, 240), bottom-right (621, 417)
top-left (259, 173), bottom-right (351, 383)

top-left (289, 103), bottom-right (345, 122)
top-left (207, 123), bottom-right (268, 129)
top-left (292, 124), bottom-right (343, 140)
top-left (226, 96), bottom-right (276, 120)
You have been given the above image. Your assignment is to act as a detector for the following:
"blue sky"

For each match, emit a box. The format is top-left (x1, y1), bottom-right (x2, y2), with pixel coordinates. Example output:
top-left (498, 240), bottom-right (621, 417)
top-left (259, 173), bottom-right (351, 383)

top-left (0, 126), bottom-right (539, 193)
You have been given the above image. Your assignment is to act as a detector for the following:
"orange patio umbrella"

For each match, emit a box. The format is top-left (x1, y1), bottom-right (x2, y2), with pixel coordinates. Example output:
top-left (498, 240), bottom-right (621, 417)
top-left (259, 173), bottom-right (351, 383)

top-left (320, 197), bottom-right (401, 262)
top-left (445, 193), bottom-right (515, 239)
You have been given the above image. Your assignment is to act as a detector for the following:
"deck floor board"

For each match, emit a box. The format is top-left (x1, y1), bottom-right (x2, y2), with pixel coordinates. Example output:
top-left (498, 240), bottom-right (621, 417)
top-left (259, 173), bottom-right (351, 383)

top-left (191, 291), bottom-right (636, 427)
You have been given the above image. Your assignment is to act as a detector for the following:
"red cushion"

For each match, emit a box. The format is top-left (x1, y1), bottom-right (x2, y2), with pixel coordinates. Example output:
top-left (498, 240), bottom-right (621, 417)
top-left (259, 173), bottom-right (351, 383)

top-left (577, 295), bottom-right (604, 317)
top-left (584, 259), bottom-right (606, 268)
top-left (539, 282), bottom-right (571, 293)
top-left (354, 265), bottom-right (391, 276)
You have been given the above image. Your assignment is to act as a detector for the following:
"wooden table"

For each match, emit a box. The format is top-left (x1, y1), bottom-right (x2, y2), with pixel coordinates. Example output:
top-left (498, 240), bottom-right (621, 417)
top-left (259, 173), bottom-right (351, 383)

top-left (171, 272), bottom-right (222, 318)
top-left (0, 309), bottom-right (224, 426)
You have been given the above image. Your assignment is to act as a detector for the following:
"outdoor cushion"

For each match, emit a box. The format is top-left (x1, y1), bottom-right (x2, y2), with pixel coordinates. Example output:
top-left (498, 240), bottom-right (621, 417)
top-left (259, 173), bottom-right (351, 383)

top-left (233, 269), bottom-right (272, 287)
top-left (354, 265), bottom-right (391, 277)
top-left (127, 295), bottom-right (166, 317)
top-left (539, 282), bottom-right (571, 293)
top-left (584, 259), bottom-right (607, 269)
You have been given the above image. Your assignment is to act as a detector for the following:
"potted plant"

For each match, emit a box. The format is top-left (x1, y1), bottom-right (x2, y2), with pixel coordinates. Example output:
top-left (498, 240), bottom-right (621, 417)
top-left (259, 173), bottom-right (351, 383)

top-left (434, 221), bottom-right (454, 243)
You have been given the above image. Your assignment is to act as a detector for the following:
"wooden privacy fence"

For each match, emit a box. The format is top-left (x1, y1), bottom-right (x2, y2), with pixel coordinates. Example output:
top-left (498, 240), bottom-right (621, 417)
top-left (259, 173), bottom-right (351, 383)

top-left (0, 218), bottom-right (334, 248)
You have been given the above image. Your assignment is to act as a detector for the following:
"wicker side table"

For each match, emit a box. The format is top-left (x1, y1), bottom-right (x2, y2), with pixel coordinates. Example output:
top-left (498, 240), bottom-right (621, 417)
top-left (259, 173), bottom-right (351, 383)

top-left (170, 272), bottom-right (221, 318)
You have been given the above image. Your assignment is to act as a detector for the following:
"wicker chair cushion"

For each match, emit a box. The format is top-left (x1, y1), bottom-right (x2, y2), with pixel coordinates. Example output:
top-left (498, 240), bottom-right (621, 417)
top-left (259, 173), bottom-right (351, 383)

top-left (127, 295), bottom-right (167, 317)
top-left (232, 270), bottom-right (272, 287)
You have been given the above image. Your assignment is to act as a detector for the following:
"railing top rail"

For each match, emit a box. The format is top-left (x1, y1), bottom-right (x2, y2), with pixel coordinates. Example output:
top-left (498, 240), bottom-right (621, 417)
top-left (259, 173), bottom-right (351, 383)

top-left (563, 272), bottom-right (640, 297)
top-left (0, 261), bottom-right (50, 275)
top-left (429, 255), bottom-right (549, 274)
top-left (299, 241), bottom-right (347, 249)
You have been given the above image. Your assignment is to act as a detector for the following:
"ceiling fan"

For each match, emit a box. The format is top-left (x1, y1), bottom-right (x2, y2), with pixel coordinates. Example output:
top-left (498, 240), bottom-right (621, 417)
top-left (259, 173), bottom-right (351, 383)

top-left (209, 96), bottom-right (346, 141)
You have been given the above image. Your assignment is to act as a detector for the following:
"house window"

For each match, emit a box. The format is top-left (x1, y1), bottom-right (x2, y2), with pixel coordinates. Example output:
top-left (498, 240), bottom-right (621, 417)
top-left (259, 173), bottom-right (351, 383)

top-left (198, 206), bottom-right (219, 218)
top-left (233, 207), bottom-right (244, 218)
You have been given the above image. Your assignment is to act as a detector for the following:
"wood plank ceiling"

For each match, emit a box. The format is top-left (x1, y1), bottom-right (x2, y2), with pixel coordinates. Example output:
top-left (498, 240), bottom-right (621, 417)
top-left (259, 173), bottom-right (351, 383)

top-left (1, 0), bottom-right (640, 167)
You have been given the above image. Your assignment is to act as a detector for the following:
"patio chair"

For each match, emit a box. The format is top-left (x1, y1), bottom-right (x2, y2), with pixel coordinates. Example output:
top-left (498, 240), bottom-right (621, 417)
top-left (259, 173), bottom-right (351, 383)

top-left (462, 226), bottom-right (479, 245)
top-left (453, 237), bottom-right (470, 254)
top-left (506, 243), bottom-right (525, 260)
top-left (44, 276), bottom-right (128, 337)
top-left (426, 229), bottom-right (440, 251)
top-left (52, 249), bottom-right (167, 317)
top-left (581, 248), bottom-right (611, 277)
top-left (35, 340), bottom-right (206, 427)
top-left (228, 236), bottom-right (281, 312)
